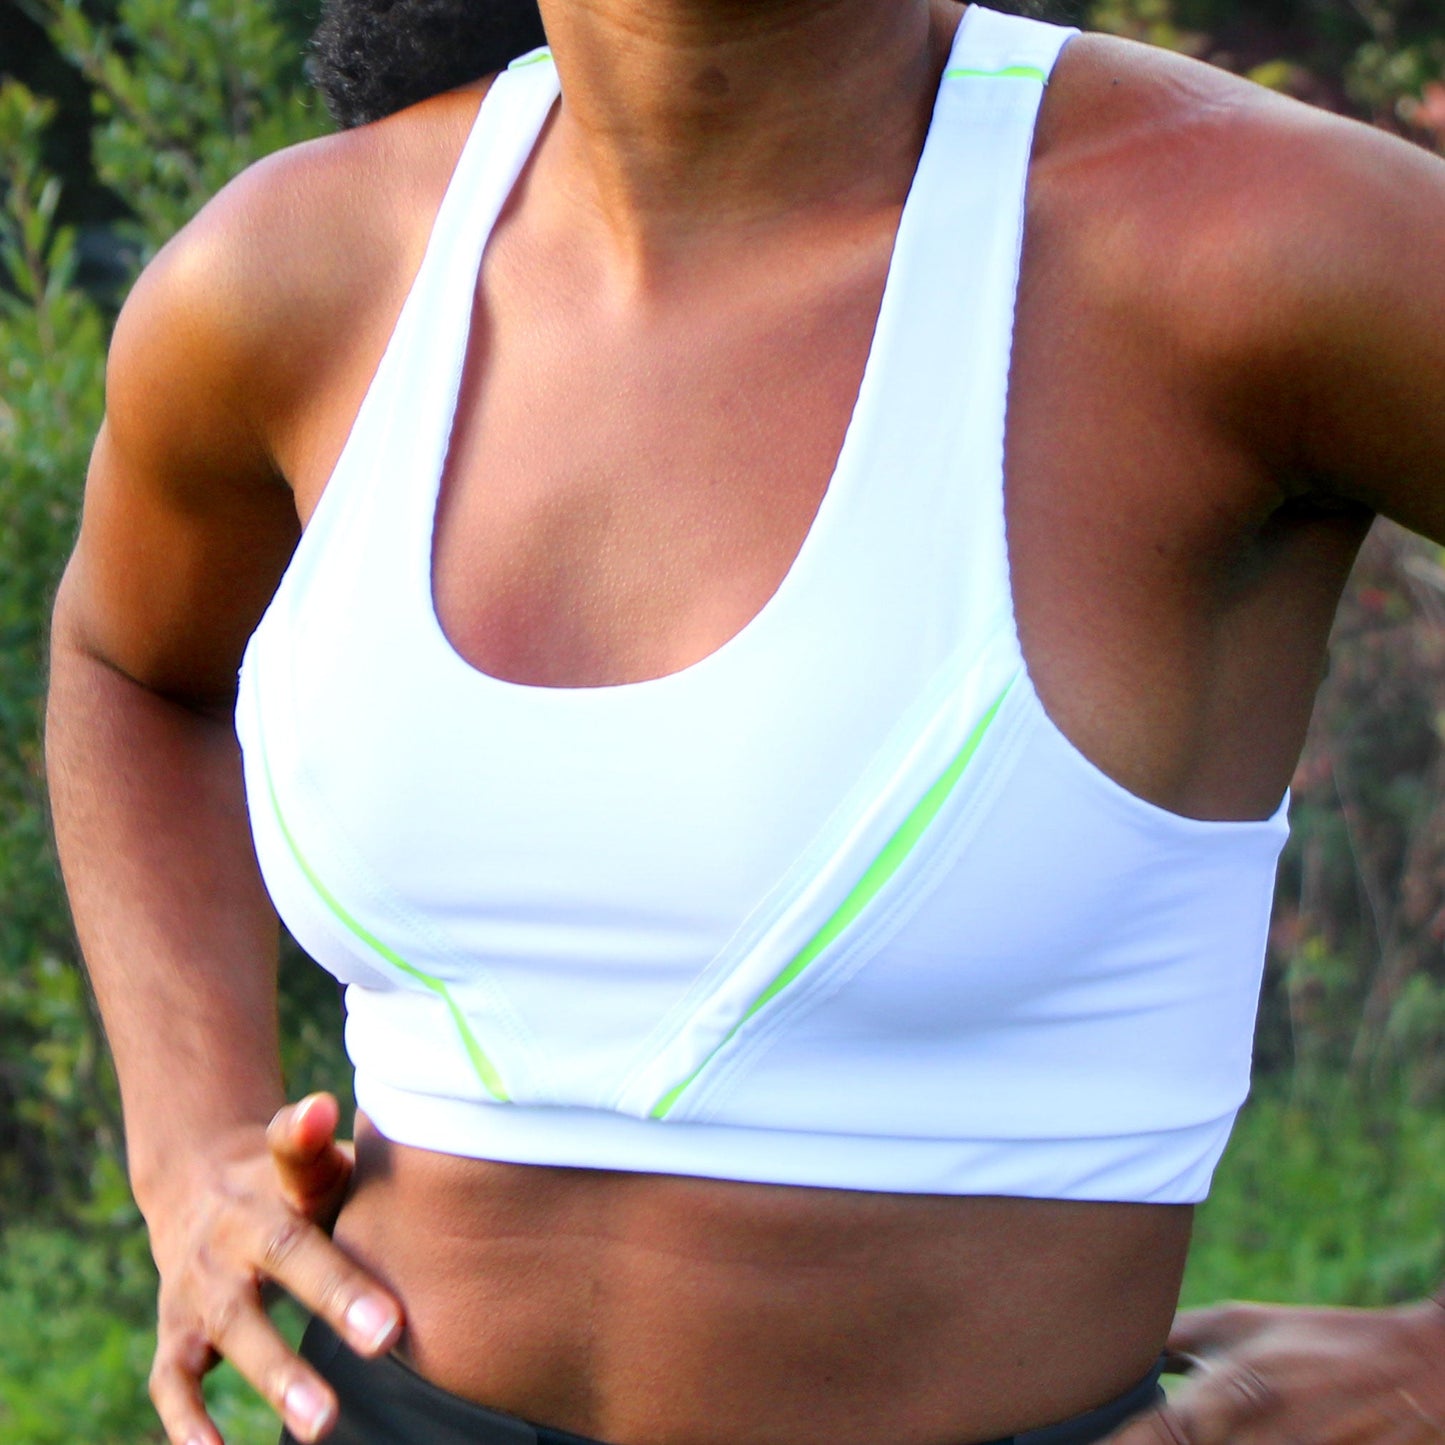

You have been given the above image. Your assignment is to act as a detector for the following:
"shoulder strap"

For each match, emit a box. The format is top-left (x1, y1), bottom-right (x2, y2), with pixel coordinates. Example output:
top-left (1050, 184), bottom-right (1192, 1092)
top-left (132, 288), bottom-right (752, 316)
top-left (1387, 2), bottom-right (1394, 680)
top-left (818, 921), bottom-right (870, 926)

top-left (816, 4), bottom-right (1078, 676)
top-left (946, 5), bottom-right (1078, 83)
top-left (389, 55), bottom-right (560, 414)
top-left (313, 55), bottom-right (561, 568)
top-left (265, 54), bottom-right (561, 596)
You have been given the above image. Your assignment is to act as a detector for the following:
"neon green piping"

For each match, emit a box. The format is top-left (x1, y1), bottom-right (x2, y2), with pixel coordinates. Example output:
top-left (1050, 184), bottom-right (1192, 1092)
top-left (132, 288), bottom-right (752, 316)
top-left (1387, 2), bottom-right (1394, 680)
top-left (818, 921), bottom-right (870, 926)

top-left (260, 743), bottom-right (510, 1102)
top-left (943, 64), bottom-right (1048, 82)
top-left (507, 49), bottom-right (553, 68)
top-left (651, 678), bottom-right (1016, 1118)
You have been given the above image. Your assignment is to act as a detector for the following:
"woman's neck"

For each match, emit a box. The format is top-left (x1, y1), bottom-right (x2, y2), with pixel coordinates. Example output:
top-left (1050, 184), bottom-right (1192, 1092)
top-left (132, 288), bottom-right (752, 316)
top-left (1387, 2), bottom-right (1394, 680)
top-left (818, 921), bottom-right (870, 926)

top-left (533, 0), bottom-right (960, 268)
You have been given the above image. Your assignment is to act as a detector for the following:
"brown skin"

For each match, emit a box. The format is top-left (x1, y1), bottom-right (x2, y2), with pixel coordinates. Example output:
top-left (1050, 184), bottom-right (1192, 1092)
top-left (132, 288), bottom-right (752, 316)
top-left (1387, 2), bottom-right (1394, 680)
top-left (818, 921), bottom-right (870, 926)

top-left (44, 0), bottom-right (1445, 1441)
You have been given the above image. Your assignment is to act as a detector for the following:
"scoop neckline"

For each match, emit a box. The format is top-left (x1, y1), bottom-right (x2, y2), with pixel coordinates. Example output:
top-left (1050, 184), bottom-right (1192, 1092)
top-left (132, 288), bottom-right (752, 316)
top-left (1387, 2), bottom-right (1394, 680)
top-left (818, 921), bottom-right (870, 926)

top-left (417, 6), bottom-right (984, 700)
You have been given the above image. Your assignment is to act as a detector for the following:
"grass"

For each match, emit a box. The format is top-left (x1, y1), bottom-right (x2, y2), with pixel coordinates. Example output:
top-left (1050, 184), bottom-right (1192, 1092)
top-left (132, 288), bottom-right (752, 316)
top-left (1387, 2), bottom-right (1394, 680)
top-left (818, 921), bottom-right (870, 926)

top-left (1182, 1087), bottom-right (1445, 1308)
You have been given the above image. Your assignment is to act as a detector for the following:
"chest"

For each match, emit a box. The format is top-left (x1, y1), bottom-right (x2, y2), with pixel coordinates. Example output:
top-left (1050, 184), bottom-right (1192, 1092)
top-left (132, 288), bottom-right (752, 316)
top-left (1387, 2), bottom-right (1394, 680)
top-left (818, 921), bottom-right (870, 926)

top-left (428, 207), bottom-right (1333, 820)
top-left (287, 81), bottom-right (1364, 825)
top-left (431, 211), bottom-right (900, 689)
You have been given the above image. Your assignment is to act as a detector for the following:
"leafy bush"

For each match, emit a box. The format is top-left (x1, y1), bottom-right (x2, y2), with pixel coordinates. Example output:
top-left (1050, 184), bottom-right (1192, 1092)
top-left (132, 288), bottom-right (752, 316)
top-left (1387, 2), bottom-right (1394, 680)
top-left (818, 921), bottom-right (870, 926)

top-left (0, 1212), bottom-right (308, 1444)
top-left (1184, 1087), bottom-right (1445, 1308)
top-left (0, 1219), bottom-right (159, 1443)
top-left (0, 75), bottom-right (113, 1216)
top-left (33, 0), bottom-right (329, 256)
top-left (1268, 526), bottom-right (1445, 1101)
top-left (1, 0), bottom-right (333, 1222)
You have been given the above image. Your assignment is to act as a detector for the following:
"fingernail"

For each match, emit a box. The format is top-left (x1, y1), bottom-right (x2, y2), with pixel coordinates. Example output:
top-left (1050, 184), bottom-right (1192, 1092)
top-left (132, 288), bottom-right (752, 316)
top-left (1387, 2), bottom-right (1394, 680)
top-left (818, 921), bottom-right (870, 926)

top-left (284, 1379), bottom-right (335, 1441)
top-left (346, 1295), bottom-right (398, 1352)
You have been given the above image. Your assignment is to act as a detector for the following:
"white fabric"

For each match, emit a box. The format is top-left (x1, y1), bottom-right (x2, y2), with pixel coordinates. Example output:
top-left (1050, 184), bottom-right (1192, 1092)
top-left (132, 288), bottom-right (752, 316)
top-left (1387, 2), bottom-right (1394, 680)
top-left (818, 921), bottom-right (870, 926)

top-left (235, 7), bottom-right (1290, 1204)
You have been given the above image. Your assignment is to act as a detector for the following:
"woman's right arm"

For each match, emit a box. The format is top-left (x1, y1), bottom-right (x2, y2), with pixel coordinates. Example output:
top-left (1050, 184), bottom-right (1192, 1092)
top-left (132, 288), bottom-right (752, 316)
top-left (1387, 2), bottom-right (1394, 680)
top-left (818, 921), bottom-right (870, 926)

top-left (45, 167), bottom-right (403, 1445)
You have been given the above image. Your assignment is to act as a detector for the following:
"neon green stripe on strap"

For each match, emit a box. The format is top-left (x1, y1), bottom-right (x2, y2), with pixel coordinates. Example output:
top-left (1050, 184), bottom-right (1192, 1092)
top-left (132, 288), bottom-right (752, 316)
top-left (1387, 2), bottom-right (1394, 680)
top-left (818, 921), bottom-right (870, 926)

top-left (651, 677), bottom-right (1016, 1119)
top-left (260, 742), bottom-right (510, 1102)
top-left (944, 64), bottom-right (1048, 82)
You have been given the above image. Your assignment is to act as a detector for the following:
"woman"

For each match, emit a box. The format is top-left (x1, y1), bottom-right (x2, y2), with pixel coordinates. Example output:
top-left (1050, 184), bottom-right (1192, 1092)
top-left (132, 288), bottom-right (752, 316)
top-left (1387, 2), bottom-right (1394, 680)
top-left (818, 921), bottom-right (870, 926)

top-left (44, 0), bottom-right (1445, 1441)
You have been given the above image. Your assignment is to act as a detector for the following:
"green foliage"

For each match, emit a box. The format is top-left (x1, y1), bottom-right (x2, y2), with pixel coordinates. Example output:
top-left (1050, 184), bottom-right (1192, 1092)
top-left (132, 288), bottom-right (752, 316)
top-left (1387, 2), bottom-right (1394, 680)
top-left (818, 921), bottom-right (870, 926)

top-left (0, 1219), bottom-right (159, 1443)
top-left (0, 75), bottom-right (113, 1214)
top-left (1088, 0), bottom-right (1209, 55)
top-left (1183, 1088), bottom-right (1445, 1308)
top-left (0, 1214), bottom-right (308, 1444)
top-left (21, 0), bottom-right (327, 254)
top-left (1091, 0), bottom-right (1445, 144)
top-left (0, 0), bottom-right (334, 1223)
top-left (1268, 527), bottom-right (1445, 1102)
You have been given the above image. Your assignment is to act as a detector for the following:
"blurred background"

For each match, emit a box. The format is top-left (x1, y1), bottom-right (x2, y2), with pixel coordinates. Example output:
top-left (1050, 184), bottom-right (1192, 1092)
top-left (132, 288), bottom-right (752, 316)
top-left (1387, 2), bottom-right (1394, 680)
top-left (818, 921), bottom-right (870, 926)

top-left (2, 0), bottom-right (1445, 1438)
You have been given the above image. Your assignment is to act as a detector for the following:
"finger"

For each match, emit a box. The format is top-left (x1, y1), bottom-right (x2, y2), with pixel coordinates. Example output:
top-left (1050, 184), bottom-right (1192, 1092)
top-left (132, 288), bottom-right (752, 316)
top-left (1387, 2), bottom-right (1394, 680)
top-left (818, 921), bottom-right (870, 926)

top-left (274, 1093), bottom-right (340, 1155)
top-left (251, 1206), bottom-right (402, 1356)
top-left (1387, 1385), bottom-right (1445, 1442)
top-left (1165, 1362), bottom-right (1284, 1445)
top-left (267, 1095), bottom-right (352, 1210)
top-left (268, 1093), bottom-right (340, 1168)
top-left (1167, 1302), bottom-right (1269, 1359)
top-left (1161, 1349), bottom-right (1206, 1377)
top-left (149, 1329), bottom-right (223, 1445)
top-left (1314, 1393), bottom-right (1444, 1445)
top-left (205, 1287), bottom-right (339, 1443)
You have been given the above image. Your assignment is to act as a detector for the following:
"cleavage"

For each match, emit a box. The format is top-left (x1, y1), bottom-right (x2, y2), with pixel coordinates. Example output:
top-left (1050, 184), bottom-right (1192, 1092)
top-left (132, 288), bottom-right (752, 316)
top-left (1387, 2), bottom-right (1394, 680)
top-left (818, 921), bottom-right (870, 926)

top-left (429, 227), bottom-right (896, 690)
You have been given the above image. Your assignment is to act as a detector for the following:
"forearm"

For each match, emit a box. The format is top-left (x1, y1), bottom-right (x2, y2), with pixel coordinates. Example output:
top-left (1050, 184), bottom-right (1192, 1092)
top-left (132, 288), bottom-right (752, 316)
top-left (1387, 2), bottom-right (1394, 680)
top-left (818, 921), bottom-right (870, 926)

top-left (46, 585), bottom-right (284, 1215)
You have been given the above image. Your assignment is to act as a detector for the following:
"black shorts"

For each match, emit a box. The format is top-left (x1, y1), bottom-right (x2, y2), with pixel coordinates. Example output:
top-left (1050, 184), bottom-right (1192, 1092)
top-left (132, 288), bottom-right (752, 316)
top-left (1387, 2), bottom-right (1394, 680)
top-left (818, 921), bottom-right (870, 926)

top-left (281, 1317), bottom-right (1165, 1445)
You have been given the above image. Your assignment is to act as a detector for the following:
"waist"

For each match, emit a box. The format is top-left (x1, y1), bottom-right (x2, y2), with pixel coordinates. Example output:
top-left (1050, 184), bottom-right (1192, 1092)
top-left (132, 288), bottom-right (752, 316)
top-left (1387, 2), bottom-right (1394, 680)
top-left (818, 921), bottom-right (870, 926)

top-left (291, 1315), bottom-right (1167, 1445)
top-left (331, 1118), bottom-right (1192, 1445)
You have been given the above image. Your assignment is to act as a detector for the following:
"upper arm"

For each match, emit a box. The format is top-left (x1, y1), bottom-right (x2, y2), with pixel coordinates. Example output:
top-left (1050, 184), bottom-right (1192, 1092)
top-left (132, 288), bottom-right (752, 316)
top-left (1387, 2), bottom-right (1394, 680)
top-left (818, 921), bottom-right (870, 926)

top-left (56, 85), bottom-right (493, 710)
top-left (1256, 114), bottom-right (1445, 537)
top-left (54, 107), bottom-right (436, 710)
top-left (57, 162), bottom-right (317, 710)
top-left (1043, 43), bottom-right (1445, 541)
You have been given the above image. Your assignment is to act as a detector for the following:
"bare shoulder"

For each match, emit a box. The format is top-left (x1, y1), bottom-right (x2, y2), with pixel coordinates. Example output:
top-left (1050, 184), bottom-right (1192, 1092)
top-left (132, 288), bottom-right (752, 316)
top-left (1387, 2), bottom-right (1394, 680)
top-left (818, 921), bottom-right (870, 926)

top-left (1036, 32), bottom-right (1443, 327)
top-left (106, 78), bottom-right (496, 492)
top-left (1030, 32), bottom-right (1445, 520)
top-left (71, 80), bottom-right (498, 699)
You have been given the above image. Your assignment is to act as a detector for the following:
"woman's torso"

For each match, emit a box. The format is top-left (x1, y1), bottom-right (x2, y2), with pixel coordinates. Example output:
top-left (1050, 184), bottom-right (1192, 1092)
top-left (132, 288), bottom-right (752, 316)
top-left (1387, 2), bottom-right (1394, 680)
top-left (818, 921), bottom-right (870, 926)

top-left (336, 1122), bottom-right (1189, 1443)
top-left (236, 4), bottom-right (1370, 1438)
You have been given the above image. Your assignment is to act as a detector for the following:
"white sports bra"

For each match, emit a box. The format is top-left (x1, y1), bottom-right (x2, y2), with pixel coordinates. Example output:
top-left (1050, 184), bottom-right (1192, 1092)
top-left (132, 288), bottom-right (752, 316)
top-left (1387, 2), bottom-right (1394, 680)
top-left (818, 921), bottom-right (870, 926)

top-left (235, 7), bottom-right (1290, 1205)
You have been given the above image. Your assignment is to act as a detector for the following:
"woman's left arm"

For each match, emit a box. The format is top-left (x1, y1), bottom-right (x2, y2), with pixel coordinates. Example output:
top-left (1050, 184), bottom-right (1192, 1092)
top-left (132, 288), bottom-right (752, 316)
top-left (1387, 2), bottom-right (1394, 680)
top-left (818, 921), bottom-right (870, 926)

top-left (1110, 87), bottom-right (1445, 1445)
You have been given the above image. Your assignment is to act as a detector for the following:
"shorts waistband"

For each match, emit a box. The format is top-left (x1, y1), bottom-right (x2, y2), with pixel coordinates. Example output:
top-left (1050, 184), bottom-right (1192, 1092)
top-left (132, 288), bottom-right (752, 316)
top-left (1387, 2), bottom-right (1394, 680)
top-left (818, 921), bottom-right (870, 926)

top-left (1009, 1361), bottom-right (1164, 1445)
top-left (286, 1316), bottom-right (1164, 1445)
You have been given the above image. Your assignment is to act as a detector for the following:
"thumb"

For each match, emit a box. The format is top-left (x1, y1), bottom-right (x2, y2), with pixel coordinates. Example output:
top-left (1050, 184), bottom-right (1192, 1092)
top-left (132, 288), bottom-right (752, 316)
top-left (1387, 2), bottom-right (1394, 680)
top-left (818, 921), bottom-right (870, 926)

top-left (266, 1092), bottom-right (352, 1213)
top-left (1167, 1303), bottom-right (1269, 1366)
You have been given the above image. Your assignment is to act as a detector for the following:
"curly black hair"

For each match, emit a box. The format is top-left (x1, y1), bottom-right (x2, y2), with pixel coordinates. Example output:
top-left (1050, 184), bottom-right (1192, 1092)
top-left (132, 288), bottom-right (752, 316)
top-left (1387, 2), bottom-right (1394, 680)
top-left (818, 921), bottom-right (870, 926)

top-left (308, 0), bottom-right (1077, 129)
top-left (309, 0), bottom-right (548, 128)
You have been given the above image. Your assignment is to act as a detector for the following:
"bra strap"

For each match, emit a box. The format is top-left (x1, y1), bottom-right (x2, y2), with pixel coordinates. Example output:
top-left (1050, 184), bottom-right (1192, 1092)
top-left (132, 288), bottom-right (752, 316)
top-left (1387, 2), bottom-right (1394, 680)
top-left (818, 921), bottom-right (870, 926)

top-left (948, 4), bottom-right (1079, 80)
top-left (820, 5), bottom-right (1078, 664)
